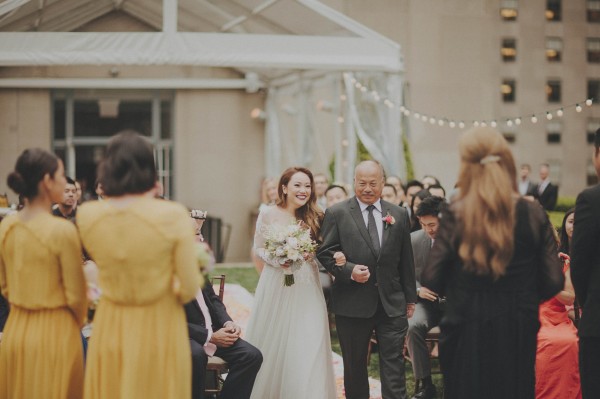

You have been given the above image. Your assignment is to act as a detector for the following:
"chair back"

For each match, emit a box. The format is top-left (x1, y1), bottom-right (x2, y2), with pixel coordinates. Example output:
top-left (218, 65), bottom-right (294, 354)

top-left (211, 274), bottom-right (226, 301)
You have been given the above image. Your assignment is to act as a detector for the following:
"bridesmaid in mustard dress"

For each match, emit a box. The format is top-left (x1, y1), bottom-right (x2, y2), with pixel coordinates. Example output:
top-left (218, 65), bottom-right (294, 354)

top-left (77, 131), bottom-right (201, 399)
top-left (0, 148), bottom-right (87, 399)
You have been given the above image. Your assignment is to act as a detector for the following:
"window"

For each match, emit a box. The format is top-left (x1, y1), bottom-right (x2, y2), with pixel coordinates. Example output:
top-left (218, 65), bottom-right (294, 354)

top-left (546, 80), bottom-right (561, 103)
top-left (546, 121), bottom-right (562, 144)
top-left (546, 0), bottom-right (561, 21)
top-left (52, 90), bottom-right (175, 199)
top-left (501, 79), bottom-right (516, 102)
top-left (588, 38), bottom-right (600, 62)
top-left (500, 0), bottom-right (518, 21)
top-left (546, 37), bottom-right (562, 62)
top-left (587, 118), bottom-right (600, 143)
top-left (501, 38), bottom-right (517, 61)
top-left (588, 79), bottom-right (600, 102)
top-left (588, 0), bottom-right (600, 23)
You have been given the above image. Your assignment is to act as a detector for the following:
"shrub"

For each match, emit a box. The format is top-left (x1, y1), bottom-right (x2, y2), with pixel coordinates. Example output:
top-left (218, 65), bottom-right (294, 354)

top-left (554, 197), bottom-right (576, 213)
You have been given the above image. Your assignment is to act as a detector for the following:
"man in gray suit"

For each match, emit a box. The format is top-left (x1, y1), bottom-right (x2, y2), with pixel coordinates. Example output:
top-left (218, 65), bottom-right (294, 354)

top-left (406, 196), bottom-right (446, 399)
top-left (318, 160), bottom-right (417, 399)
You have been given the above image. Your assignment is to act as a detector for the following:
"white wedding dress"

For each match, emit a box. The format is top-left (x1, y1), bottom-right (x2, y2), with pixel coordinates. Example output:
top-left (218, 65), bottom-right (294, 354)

top-left (245, 206), bottom-right (337, 399)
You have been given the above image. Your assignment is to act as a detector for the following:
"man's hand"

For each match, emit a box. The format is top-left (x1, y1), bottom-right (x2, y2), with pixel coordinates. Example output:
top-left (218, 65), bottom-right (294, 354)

top-left (418, 286), bottom-right (439, 302)
top-left (351, 265), bottom-right (370, 283)
top-left (407, 303), bottom-right (415, 319)
top-left (209, 328), bottom-right (239, 348)
top-left (333, 252), bottom-right (346, 266)
top-left (223, 321), bottom-right (242, 336)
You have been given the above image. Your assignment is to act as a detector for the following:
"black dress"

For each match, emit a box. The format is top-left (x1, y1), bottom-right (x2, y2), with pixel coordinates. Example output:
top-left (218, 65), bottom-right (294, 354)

top-left (422, 199), bottom-right (564, 399)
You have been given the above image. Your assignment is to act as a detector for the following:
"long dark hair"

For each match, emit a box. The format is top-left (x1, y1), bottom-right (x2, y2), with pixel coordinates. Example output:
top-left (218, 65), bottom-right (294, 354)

top-left (559, 208), bottom-right (575, 255)
top-left (277, 167), bottom-right (323, 241)
top-left (98, 130), bottom-right (157, 197)
top-left (7, 148), bottom-right (59, 200)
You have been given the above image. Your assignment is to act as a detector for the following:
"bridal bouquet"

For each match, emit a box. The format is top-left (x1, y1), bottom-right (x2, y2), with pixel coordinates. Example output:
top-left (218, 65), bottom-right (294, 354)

top-left (263, 221), bottom-right (317, 286)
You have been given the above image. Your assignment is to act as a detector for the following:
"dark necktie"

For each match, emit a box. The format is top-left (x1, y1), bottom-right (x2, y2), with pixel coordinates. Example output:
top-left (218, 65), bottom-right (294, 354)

top-left (367, 205), bottom-right (380, 254)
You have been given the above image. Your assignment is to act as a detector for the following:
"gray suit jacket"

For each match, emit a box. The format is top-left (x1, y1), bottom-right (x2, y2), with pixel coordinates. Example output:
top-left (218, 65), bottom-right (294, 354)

top-left (317, 197), bottom-right (417, 318)
top-left (410, 229), bottom-right (432, 289)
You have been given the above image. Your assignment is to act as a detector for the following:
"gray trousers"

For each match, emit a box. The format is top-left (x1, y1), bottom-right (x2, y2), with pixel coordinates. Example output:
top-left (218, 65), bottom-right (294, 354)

top-left (406, 300), bottom-right (443, 380)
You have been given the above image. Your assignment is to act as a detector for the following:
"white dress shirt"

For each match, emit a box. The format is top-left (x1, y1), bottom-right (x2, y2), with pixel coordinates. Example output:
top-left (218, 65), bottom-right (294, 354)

top-left (356, 197), bottom-right (384, 244)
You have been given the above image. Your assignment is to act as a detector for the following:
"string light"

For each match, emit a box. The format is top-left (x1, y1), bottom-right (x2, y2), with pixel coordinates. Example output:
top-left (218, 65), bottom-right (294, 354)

top-left (342, 73), bottom-right (591, 129)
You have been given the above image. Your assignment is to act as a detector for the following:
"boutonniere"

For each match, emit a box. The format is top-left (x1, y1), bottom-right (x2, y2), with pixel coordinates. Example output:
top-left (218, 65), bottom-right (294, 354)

top-left (382, 212), bottom-right (395, 229)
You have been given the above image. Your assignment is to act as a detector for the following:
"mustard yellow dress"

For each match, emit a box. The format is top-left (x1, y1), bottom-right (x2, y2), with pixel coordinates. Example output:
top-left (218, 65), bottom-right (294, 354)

top-left (0, 213), bottom-right (87, 399)
top-left (77, 198), bottom-right (201, 399)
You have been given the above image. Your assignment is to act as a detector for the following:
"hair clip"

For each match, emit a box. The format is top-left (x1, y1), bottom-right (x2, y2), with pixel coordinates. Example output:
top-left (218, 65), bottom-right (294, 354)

top-left (479, 155), bottom-right (501, 165)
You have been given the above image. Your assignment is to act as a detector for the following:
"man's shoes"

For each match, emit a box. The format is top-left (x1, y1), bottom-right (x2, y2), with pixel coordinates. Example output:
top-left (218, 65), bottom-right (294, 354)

top-left (411, 384), bottom-right (437, 399)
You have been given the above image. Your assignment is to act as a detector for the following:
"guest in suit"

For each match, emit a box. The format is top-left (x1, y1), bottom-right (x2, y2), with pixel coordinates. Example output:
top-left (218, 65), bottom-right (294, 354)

top-left (535, 163), bottom-right (558, 211)
top-left (185, 281), bottom-right (262, 399)
top-left (571, 127), bottom-right (600, 398)
top-left (518, 164), bottom-right (537, 198)
top-left (318, 160), bottom-right (417, 399)
top-left (406, 196), bottom-right (446, 399)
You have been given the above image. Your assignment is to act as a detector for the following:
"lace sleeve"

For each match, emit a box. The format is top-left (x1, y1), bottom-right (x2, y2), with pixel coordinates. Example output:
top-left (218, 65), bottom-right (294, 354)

top-left (253, 208), bottom-right (272, 265)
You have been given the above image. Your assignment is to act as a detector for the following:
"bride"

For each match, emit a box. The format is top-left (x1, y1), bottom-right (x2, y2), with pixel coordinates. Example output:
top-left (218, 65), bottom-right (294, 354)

top-left (245, 167), bottom-right (338, 399)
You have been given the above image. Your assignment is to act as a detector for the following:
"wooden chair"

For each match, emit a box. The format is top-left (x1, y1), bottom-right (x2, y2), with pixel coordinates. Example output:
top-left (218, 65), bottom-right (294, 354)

top-left (411, 326), bottom-right (443, 395)
top-left (204, 274), bottom-right (229, 397)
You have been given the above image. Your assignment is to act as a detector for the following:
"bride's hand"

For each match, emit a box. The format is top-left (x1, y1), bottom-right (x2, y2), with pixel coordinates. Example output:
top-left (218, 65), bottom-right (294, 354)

top-left (333, 252), bottom-right (346, 266)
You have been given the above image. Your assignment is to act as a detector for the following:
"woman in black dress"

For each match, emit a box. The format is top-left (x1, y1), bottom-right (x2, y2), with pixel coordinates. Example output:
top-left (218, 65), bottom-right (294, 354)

top-left (422, 127), bottom-right (564, 399)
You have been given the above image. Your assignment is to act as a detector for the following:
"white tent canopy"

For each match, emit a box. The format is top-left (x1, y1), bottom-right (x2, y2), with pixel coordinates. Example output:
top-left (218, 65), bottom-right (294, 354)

top-left (0, 0), bottom-right (408, 181)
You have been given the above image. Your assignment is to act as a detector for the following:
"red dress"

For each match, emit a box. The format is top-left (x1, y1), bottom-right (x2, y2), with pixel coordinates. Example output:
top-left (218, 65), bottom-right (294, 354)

top-left (535, 263), bottom-right (581, 399)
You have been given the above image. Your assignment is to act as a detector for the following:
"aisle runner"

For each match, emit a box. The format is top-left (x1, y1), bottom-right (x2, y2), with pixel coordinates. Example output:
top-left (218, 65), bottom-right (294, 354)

top-left (220, 283), bottom-right (383, 399)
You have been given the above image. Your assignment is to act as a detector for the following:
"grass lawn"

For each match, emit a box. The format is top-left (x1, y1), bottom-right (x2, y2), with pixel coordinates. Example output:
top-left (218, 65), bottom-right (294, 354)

top-left (212, 266), bottom-right (444, 395)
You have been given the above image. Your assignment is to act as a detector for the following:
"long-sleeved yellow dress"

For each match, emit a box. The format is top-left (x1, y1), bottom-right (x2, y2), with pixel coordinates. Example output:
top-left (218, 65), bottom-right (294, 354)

top-left (77, 197), bottom-right (201, 399)
top-left (0, 212), bottom-right (87, 399)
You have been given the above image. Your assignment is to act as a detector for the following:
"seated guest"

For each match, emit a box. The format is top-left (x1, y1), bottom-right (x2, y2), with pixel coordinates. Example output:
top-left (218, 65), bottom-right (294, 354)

top-left (404, 180), bottom-right (425, 211)
top-left (185, 280), bottom-right (262, 399)
top-left (382, 183), bottom-right (398, 204)
top-left (52, 176), bottom-right (77, 222)
top-left (410, 189), bottom-right (432, 233)
top-left (535, 210), bottom-right (581, 399)
top-left (407, 196), bottom-right (446, 399)
top-left (427, 184), bottom-right (446, 199)
top-left (325, 184), bottom-right (347, 208)
top-left (386, 175), bottom-right (406, 205)
top-left (314, 173), bottom-right (329, 210)
top-left (421, 175), bottom-right (440, 189)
